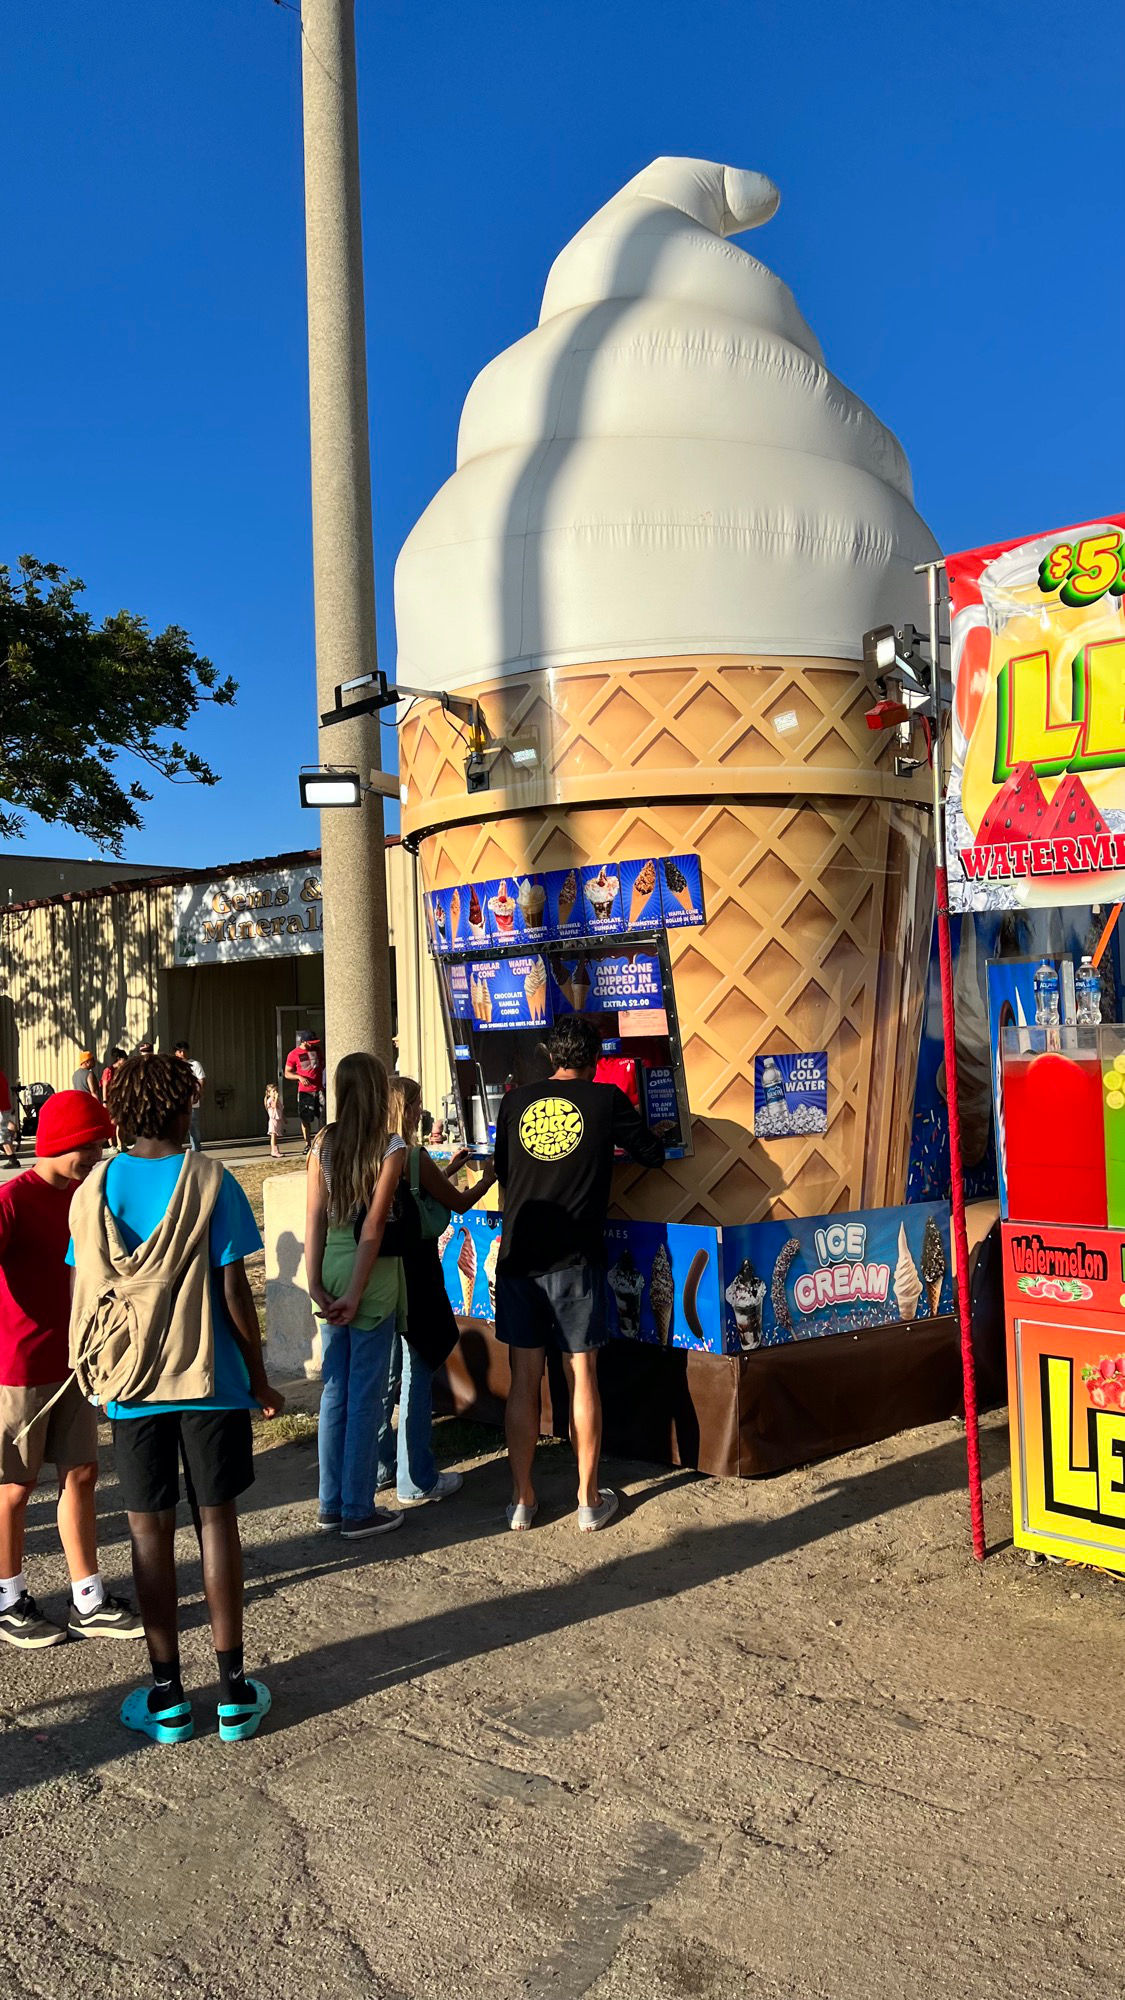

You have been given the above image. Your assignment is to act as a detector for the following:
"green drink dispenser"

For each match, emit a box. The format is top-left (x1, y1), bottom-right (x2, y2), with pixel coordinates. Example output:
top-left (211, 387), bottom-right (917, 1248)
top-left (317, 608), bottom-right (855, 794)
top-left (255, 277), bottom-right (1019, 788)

top-left (1101, 1026), bottom-right (1125, 1227)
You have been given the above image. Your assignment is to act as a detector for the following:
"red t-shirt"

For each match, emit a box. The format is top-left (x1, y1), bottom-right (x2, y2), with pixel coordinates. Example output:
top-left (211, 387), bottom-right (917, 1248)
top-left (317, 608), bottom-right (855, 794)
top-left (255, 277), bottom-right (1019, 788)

top-left (0, 1170), bottom-right (76, 1386)
top-left (286, 1044), bottom-right (324, 1094)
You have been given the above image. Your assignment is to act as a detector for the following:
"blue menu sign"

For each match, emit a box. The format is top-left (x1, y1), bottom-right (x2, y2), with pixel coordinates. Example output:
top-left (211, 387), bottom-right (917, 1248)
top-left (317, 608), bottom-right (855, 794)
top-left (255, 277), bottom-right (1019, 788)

top-left (581, 864), bottom-right (625, 936)
top-left (753, 1050), bottom-right (828, 1138)
top-left (426, 851), bottom-right (706, 954)
top-left (465, 954), bottom-right (552, 1031)
top-left (659, 854), bottom-right (704, 928)
top-left (447, 962), bottom-right (472, 1019)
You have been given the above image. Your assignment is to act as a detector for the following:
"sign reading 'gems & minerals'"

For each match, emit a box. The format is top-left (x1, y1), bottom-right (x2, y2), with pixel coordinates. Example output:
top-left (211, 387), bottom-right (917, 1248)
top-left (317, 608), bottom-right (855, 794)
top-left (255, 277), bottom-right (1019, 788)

top-left (175, 866), bottom-right (323, 963)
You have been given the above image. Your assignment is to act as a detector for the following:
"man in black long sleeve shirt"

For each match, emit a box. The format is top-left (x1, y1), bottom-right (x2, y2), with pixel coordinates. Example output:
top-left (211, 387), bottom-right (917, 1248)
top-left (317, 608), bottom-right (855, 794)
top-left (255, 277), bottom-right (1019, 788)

top-left (494, 1015), bottom-right (665, 1533)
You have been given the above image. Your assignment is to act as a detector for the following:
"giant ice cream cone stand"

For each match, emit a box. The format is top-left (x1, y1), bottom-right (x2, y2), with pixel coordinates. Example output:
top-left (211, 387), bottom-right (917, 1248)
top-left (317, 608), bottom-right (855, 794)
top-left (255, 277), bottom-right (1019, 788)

top-left (944, 511), bottom-right (1125, 1567)
top-left (395, 158), bottom-right (967, 1476)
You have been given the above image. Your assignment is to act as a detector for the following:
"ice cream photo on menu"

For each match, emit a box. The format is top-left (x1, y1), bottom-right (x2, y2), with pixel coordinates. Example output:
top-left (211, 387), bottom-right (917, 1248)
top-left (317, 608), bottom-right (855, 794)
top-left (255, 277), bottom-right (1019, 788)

top-left (627, 859), bottom-right (658, 929)
top-left (489, 880), bottom-right (517, 937)
top-left (608, 1247), bottom-right (645, 1338)
top-left (584, 864), bottom-right (620, 925)
top-left (517, 877), bottom-right (547, 931)
top-left (725, 1256), bottom-right (767, 1351)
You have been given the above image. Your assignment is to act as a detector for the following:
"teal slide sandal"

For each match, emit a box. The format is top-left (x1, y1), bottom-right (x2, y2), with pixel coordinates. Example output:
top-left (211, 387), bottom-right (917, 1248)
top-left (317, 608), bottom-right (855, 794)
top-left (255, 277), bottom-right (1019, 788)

top-left (218, 1678), bottom-right (272, 1743)
top-left (120, 1688), bottom-right (194, 1745)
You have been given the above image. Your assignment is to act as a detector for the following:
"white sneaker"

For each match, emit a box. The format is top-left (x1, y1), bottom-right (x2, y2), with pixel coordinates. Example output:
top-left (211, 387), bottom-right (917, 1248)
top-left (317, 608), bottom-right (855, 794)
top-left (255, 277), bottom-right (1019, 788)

top-left (402, 1469), bottom-right (464, 1506)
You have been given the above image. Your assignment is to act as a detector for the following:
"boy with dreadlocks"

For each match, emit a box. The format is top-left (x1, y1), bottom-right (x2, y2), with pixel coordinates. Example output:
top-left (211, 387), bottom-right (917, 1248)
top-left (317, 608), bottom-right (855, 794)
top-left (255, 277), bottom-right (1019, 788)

top-left (69, 1053), bottom-right (284, 1744)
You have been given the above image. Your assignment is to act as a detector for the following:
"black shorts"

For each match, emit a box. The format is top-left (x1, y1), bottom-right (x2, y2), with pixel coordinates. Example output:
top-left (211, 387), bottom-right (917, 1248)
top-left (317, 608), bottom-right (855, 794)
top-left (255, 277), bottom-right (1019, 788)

top-left (298, 1093), bottom-right (322, 1133)
top-left (496, 1258), bottom-right (609, 1355)
top-left (111, 1408), bottom-right (255, 1513)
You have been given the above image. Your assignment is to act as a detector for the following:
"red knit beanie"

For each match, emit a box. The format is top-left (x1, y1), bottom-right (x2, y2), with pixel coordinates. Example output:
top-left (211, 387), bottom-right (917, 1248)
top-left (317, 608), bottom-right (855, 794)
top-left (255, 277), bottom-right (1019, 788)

top-left (35, 1090), bottom-right (114, 1158)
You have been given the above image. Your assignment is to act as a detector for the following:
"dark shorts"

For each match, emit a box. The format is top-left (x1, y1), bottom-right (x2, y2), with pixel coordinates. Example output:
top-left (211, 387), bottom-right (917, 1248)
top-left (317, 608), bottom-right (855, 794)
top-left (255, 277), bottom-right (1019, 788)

top-left (496, 1259), bottom-right (609, 1356)
top-left (298, 1092), bottom-right (322, 1133)
top-left (111, 1408), bottom-right (254, 1513)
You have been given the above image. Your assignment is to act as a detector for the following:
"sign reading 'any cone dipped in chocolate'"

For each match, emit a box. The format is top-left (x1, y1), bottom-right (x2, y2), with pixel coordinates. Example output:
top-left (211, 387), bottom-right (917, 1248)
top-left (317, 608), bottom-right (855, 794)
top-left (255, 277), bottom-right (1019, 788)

top-left (947, 513), bottom-right (1125, 912)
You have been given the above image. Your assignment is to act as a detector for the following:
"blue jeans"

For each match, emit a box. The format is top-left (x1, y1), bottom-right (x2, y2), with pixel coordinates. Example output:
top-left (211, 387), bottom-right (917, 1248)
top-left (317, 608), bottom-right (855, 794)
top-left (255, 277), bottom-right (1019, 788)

top-left (377, 1336), bottom-right (438, 1501)
top-left (318, 1315), bottom-right (396, 1520)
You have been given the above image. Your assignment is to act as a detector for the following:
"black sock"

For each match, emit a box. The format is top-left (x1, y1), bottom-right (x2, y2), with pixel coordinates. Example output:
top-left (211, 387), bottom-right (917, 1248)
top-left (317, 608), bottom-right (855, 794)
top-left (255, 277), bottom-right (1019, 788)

top-left (148, 1656), bottom-right (184, 1714)
top-left (217, 1645), bottom-right (251, 1706)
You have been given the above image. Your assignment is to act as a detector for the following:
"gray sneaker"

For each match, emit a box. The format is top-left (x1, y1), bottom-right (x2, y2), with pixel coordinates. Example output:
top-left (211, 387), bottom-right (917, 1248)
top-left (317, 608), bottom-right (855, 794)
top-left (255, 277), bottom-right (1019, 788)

top-left (577, 1489), bottom-right (619, 1533)
top-left (0, 1591), bottom-right (68, 1649)
top-left (402, 1470), bottom-right (464, 1507)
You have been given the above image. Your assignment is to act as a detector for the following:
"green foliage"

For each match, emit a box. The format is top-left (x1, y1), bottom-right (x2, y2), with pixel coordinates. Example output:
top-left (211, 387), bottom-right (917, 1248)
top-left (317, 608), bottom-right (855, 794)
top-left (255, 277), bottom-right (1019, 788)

top-left (0, 554), bottom-right (236, 853)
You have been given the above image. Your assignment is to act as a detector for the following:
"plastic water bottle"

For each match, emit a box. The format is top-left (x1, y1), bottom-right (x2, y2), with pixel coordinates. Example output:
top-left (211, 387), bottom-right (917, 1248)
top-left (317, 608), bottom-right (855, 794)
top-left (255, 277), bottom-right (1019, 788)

top-left (1076, 955), bottom-right (1103, 1025)
top-left (761, 1055), bottom-right (786, 1106)
top-left (1033, 960), bottom-right (1060, 1028)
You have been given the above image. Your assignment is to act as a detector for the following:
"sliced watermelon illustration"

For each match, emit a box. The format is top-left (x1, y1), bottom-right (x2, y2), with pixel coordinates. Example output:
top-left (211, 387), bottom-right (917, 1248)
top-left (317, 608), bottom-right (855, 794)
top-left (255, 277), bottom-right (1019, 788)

top-left (1038, 773), bottom-right (1118, 882)
top-left (1039, 772), bottom-right (1110, 844)
top-left (973, 762), bottom-right (1050, 844)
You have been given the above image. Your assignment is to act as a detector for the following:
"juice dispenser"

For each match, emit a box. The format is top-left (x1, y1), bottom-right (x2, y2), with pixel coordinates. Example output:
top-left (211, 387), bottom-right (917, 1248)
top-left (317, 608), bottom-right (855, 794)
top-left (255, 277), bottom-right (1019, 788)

top-left (1001, 1025), bottom-right (1106, 1227)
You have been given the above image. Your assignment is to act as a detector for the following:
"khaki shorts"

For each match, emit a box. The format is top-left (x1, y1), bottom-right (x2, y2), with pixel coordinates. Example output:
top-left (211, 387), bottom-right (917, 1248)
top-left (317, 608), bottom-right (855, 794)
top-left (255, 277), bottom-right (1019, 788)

top-left (0, 1380), bottom-right (99, 1486)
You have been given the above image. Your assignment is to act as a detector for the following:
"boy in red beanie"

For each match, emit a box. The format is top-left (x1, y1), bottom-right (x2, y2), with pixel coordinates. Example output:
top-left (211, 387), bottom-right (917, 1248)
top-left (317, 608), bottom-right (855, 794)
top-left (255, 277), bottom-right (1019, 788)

top-left (0, 1090), bottom-right (142, 1648)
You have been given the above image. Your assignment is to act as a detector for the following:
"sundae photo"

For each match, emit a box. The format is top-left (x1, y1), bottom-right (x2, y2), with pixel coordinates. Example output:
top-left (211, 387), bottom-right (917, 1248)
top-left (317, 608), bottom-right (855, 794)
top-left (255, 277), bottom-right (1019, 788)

top-left (433, 897), bottom-right (447, 941)
top-left (586, 865), bottom-right (619, 923)
top-left (518, 877), bottom-right (547, 929)
top-left (467, 885), bottom-right (486, 942)
top-left (489, 880), bottom-right (517, 936)
top-left (608, 1247), bottom-right (645, 1338)
top-left (725, 1256), bottom-right (767, 1351)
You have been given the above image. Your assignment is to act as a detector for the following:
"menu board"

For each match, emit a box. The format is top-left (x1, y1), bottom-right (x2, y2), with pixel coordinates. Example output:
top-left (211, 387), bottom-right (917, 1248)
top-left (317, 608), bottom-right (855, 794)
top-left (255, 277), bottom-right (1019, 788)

top-left (464, 955), bottom-right (552, 1031)
top-left (427, 853), bottom-right (705, 954)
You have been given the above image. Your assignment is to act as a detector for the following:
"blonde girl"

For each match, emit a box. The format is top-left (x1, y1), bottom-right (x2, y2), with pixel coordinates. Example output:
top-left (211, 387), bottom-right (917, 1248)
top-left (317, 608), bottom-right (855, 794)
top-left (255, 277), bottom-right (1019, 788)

top-left (305, 1053), bottom-right (407, 1539)
top-left (264, 1082), bottom-right (284, 1159)
top-left (377, 1078), bottom-right (496, 1505)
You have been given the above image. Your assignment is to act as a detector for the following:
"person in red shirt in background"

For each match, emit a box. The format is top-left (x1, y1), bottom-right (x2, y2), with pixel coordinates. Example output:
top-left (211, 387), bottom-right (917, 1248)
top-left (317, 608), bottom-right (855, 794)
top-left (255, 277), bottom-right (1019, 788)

top-left (285, 1030), bottom-right (326, 1155)
top-left (0, 1092), bottom-right (143, 1649)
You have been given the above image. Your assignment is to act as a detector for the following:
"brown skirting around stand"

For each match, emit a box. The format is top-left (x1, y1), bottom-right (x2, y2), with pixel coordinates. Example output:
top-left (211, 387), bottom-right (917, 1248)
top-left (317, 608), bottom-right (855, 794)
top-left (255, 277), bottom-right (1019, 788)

top-left (435, 1316), bottom-right (963, 1478)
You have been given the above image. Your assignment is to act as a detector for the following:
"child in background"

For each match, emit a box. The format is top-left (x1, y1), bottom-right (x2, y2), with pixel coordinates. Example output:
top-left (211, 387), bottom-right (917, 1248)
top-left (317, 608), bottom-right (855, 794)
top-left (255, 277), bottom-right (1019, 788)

top-left (69, 1054), bottom-right (284, 1744)
top-left (378, 1076), bottom-right (496, 1504)
top-left (305, 1052), bottom-right (406, 1539)
top-left (265, 1083), bottom-right (284, 1160)
top-left (0, 1090), bottom-right (142, 1649)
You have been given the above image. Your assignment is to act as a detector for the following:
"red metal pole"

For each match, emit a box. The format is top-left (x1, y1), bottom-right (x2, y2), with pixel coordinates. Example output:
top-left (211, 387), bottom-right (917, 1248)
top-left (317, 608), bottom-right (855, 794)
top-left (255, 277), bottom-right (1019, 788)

top-left (921, 557), bottom-right (986, 1560)
top-left (934, 865), bottom-right (987, 1560)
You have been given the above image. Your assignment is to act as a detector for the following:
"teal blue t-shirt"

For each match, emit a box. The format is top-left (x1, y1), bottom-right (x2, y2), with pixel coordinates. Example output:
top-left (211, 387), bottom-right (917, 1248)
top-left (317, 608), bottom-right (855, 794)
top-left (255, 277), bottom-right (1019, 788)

top-left (67, 1154), bottom-right (262, 1418)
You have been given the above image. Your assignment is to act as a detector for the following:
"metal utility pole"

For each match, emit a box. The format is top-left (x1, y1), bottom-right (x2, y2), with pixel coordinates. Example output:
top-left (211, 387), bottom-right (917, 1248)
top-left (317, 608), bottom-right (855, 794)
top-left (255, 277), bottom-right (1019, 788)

top-left (301, 0), bottom-right (393, 1089)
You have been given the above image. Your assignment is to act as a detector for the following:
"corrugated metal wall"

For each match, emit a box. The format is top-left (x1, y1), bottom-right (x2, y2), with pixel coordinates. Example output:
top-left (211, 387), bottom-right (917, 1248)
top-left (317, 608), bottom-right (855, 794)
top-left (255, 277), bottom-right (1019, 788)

top-left (0, 845), bottom-right (452, 1136)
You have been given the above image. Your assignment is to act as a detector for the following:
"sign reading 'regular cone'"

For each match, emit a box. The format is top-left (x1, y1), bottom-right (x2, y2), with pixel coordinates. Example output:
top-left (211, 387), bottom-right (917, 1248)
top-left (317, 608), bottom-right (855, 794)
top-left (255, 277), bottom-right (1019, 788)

top-left (946, 513), bottom-right (1125, 912)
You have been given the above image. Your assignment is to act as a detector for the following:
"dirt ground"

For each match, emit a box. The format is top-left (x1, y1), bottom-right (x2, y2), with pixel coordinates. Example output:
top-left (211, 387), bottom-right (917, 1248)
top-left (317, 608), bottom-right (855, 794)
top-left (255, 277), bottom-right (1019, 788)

top-left (1, 1387), bottom-right (1122, 2000)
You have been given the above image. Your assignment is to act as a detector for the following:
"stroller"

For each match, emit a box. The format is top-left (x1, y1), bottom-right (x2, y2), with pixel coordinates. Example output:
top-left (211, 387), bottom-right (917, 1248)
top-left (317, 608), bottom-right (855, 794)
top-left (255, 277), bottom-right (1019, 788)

top-left (3, 1081), bottom-right (54, 1162)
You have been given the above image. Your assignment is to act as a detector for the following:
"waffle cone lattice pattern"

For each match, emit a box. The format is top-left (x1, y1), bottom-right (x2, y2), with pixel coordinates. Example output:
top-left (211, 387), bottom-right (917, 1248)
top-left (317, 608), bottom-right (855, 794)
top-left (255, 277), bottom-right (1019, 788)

top-left (401, 660), bottom-right (932, 1227)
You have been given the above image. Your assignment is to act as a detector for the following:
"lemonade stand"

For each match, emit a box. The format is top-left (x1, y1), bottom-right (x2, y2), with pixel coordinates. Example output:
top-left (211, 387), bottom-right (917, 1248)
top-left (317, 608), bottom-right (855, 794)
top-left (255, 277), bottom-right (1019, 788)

top-left (945, 511), bottom-right (1125, 1570)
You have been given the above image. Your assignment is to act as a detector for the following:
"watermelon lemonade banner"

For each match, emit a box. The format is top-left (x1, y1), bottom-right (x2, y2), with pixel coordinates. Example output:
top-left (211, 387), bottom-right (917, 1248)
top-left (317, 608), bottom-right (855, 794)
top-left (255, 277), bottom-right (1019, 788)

top-left (946, 513), bottom-right (1125, 912)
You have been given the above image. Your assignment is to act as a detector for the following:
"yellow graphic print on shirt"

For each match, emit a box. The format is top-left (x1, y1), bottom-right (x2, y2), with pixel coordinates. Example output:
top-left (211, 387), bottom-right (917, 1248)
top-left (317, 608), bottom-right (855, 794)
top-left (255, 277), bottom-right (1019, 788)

top-left (518, 1096), bottom-right (585, 1163)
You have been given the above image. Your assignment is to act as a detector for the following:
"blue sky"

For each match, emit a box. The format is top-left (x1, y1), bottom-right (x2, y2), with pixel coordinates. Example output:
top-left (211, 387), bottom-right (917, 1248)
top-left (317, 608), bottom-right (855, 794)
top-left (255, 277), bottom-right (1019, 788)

top-left (3, 0), bottom-right (1122, 868)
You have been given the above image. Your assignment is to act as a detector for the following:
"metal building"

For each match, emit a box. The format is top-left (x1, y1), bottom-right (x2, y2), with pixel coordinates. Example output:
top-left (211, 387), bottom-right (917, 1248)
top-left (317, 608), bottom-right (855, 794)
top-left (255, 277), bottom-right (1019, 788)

top-left (0, 842), bottom-right (447, 1143)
